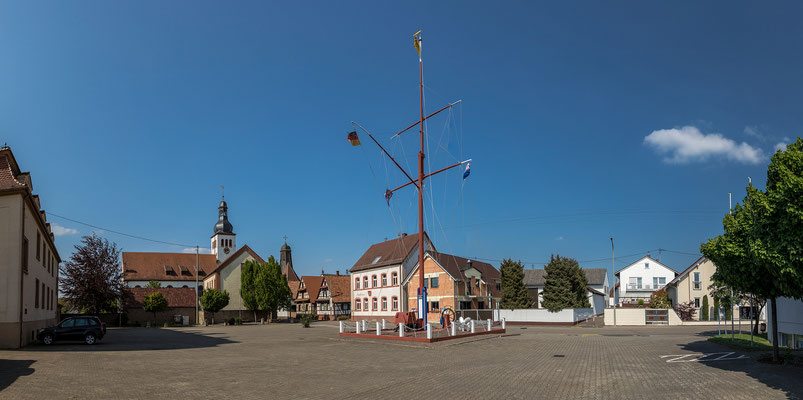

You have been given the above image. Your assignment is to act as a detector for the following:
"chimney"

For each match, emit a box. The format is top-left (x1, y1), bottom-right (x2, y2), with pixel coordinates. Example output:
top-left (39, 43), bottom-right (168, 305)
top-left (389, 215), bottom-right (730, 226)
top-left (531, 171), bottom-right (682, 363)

top-left (467, 260), bottom-right (473, 269)
top-left (336, 270), bottom-right (340, 276)
top-left (401, 233), bottom-right (408, 237)
top-left (647, 251), bottom-right (651, 258)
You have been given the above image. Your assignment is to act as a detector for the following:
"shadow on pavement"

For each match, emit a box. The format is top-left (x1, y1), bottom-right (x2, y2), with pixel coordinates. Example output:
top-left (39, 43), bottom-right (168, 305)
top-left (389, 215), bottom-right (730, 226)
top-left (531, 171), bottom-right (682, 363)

top-left (680, 338), bottom-right (803, 398)
top-left (20, 328), bottom-right (236, 352)
top-left (0, 359), bottom-right (35, 391)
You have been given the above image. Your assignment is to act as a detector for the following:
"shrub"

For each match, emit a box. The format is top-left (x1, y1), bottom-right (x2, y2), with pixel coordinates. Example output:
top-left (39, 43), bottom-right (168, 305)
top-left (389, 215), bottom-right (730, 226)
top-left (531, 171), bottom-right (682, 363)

top-left (701, 296), bottom-right (710, 321)
top-left (675, 301), bottom-right (697, 321)
top-left (649, 289), bottom-right (671, 308)
top-left (336, 315), bottom-right (350, 321)
top-left (637, 299), bottom-right (645, 308)
top-left (300, 313), bottom-right (316, 328)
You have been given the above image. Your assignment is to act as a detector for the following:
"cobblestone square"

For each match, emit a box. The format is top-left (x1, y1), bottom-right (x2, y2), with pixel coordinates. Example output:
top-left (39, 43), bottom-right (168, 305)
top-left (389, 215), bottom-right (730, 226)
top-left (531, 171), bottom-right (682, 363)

top-left (1, 323), bottom-right (801, 399)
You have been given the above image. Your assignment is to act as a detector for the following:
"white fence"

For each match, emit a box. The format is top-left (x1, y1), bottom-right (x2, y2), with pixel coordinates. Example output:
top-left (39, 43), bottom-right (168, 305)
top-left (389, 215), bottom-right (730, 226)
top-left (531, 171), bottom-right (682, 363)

top-left (494, 308), bottom-right (595, 324)
top-left (603, 308), bottom-right (682, 325)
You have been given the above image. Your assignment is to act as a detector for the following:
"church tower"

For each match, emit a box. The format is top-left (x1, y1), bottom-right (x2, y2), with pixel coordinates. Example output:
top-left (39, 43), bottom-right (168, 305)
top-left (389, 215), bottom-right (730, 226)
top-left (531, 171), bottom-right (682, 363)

top-left (211, 196), bottom-right (236, 263)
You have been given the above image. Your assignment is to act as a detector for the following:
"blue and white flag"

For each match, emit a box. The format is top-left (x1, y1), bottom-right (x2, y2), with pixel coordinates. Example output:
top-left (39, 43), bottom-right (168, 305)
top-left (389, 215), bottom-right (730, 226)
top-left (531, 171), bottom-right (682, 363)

top-left (462, 162), bottom-right (471, 180)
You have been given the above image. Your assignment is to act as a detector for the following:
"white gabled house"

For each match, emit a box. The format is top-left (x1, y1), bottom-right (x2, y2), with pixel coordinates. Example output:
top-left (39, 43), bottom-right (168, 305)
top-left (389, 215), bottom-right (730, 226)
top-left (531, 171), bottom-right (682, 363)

top-left (614, 254), bottom-right (676, 306)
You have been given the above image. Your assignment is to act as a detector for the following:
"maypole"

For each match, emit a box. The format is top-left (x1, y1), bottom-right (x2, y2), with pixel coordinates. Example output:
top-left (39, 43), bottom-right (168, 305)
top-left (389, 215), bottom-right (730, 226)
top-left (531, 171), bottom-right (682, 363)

top-left (415, 30), bottom-right (427, 326)
top-left (349, 30), bottom-right (470, 329)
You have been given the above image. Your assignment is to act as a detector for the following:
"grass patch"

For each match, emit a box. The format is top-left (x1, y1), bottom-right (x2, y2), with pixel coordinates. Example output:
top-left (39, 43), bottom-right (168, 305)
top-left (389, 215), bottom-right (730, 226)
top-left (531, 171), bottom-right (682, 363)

top-left (708, 333), bottom-right (774, 351)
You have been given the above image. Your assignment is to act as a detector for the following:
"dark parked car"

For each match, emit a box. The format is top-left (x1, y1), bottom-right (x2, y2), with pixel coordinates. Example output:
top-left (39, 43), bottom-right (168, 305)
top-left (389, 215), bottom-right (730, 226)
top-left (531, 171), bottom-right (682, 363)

top-left (38, 316), bottom-right (106, 345)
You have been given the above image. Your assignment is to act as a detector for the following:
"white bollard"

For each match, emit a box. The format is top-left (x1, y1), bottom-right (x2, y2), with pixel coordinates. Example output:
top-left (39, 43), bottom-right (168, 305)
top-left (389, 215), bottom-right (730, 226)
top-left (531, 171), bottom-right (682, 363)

top-left (362, 319), bottom-right (366, 331)
top-left (339, 321), bottom-right (344, 333)
top-left (502, 318), bottom-right (506, 329)
top-left (376, 322), bottom-right (381, 335)
top-left (426, 323), bottom-right (432, 339)
top-left (399, 323), bottom-right (404, 337)
top-left (356, 321), bottom-right (361, 334)
top-left (382, 319), bottom-right (386, 329)
top-left (487, 319), bottom-right (492, 331)
top-left (451, 320), bottom-right (456, 336)
top-left (470, 320), bottom-right (476, 333)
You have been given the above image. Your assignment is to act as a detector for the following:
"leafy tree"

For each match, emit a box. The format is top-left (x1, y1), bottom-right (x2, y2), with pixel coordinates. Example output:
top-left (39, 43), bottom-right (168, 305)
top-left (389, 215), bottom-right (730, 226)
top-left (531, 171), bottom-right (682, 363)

top-left (200, 289), bottom-right (229, 324)
top-left (499, 259), bottom-right (532, 309)
top-left (143, 292), bottom-right (168, 319)
top-left (241, 259), bottom-right (261, 322)
top-left (701, 295), bottom-right (709, 321)
top-left (541, 255), bottom-right (590, 312)
top-left (649, 288), bottom-right (671, 308)
top-left (146, 281), bottom-right (162, 288)
top-left (59, 234), bottom-right (124, 315)
top-left (256, 256), bottom-right (292, 321)
top-left (701, 138), bottom-right (803, 362)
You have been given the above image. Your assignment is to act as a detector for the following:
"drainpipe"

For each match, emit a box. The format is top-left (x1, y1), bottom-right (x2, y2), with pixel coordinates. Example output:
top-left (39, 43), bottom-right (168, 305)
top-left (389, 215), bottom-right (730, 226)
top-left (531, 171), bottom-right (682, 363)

top-left (19, 191), bottom-right (27, 348)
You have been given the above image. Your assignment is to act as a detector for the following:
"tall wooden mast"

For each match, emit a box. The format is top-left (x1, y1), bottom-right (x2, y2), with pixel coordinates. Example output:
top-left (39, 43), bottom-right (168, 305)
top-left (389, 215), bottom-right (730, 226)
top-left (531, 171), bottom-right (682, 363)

top-left (415, 31), bottom-right (427, 326)
top-left (351, 31), bottom-right (470, 327)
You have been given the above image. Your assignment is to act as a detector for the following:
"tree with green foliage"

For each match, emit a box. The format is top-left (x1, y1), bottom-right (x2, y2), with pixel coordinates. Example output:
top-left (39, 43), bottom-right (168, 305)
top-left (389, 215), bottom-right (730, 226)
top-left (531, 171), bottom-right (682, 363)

top-left (649, 288), bottom-right (671, 308)
top-left (241, 259), bottom-right (261, 322)
top-left (499, 259), bottom-right (532, 309)
top-left (256, 256), bottom-right (292, 321)
top-left (712, 296), bottom-right (720, 321)
top-left (701, 136), bottom-right (803, 363)
top-left (541, 255), bottom-right (590, 312)
top-left (200, 289), bottom-right (229, 324)
top-left (701, 295), bottom-right (709, 321)
top-left (146, 281), bottom-right (162, 288)
top-left (143, 292), bottom-right (168, 320)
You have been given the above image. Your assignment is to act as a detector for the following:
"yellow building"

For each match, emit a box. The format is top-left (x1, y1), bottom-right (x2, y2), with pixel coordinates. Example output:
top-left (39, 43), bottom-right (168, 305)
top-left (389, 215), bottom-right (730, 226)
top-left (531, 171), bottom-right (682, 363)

top-left (0, 145), bottom-right (60, 348)
top-left (666, 257), bottom-right (745, 322)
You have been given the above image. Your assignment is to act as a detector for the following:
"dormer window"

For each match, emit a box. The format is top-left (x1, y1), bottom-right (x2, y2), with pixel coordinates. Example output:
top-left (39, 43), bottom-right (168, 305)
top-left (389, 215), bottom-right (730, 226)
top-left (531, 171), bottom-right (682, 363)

top-left (372, 256), bottom-right (382, 264)
top-left (164, 265), bottom-right (176, 275)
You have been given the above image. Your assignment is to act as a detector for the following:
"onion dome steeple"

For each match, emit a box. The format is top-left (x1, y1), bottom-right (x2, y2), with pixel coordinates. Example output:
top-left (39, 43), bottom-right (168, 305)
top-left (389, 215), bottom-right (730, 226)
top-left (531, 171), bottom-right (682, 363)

top-left (214, 195), bottom-right (234, 234)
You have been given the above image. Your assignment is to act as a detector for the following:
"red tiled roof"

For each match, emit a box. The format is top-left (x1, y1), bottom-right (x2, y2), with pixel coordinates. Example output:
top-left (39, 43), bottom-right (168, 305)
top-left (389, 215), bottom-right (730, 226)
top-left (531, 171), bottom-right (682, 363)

top-left (122, 252), bottom-right (217, 281)
top-left (429, 251), bottom-right (499, 282)
top-left (300, 276), bottom-right (325, 302)
top-left (284, 263), bottom-right (299, 282)
top-left (204, 245), bottom-right (265, 276)
top-left (288, 280), bottom-right (301, 300)
top-left (324, 274), bottom-right (350, 303)
top-left (350, 232), bottom-right (432, 273)
top-left (124, 287), bottom-right (198, 308)
top-left (0, 150), bottom-right (26, 192)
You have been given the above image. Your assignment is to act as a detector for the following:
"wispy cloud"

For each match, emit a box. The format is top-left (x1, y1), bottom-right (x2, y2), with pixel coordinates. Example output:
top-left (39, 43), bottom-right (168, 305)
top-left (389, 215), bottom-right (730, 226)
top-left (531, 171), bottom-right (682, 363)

top-left (644, 126), bottom-right (763, 164)
top-left (182, 247), bottom-right (212, 254)
top-left (774, 137), bottom-right (791, 152)
top-left (743, 125), bottom-right (763, 139)
top-left (323, 258), bottom-right (333, 263)
top-left (556, 236), bottom-right (564, 241)
top-left (51, 224), bottom-right (78, 236)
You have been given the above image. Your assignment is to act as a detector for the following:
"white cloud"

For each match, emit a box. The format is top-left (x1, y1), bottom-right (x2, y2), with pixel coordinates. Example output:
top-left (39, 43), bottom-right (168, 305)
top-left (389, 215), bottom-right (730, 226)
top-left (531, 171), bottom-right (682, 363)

top-left (323, 258), bottom-right (333, 263)
top-left (556, 236), bottom-right (564, 241)
top-left (51, 224), bottom-right (78, 236)
top-left (182, 247), bottom-right (212, 254)
top-left (644, 126), bottom-right (764, 164)
top-left (774, 142), bottom-right (788, 152)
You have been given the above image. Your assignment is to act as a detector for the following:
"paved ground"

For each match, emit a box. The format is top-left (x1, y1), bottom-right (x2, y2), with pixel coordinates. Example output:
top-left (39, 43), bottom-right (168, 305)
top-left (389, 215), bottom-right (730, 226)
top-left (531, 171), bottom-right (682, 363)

top-left (1, 323), bottom-right (801, 399)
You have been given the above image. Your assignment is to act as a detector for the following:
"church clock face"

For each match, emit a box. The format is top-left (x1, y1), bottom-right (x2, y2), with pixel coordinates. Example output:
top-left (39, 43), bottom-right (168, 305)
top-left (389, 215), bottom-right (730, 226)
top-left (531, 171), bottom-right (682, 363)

top-left (224, 247), bottom-right (230, 254)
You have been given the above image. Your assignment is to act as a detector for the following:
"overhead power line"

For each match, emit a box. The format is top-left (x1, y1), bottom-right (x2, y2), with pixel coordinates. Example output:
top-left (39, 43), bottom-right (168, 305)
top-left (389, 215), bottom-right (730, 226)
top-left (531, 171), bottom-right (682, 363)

top-left (48, 212), bottom-right (196, 248)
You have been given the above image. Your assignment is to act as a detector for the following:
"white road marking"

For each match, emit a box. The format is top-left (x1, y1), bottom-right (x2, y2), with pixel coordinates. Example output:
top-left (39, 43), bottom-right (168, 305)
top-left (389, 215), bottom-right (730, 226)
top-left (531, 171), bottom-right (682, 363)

top-left (660, 352), bottom-right (748, 363)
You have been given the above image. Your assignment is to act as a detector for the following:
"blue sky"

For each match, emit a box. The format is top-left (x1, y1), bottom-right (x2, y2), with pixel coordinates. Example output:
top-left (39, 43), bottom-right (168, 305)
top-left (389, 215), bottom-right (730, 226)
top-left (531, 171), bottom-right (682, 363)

top-left (2, 2), bottom-right (801, 283)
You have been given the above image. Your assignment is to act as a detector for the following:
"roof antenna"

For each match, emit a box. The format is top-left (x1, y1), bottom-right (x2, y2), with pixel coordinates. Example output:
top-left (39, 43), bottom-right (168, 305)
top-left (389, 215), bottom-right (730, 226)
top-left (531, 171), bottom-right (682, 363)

top-left (221, 185), bottom-right (225, 200)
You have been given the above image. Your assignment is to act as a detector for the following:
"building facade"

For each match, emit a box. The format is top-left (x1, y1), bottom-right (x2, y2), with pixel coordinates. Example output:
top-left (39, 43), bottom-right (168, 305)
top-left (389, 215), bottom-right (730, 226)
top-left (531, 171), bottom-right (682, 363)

top-left (767, 297), bottom-right (803, 349)
top-left (349, 233), bottom-right (433, 322)
top-left (614, 255), bottom-right (676, 305)
top-left (403, 252), bottom-right (500, 323)
top-left (0, 145), bottom-right (61, 348)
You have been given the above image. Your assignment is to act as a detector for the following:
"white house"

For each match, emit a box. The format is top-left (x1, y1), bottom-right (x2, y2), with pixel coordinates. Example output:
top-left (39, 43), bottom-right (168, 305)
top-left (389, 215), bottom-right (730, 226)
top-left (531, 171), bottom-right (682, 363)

top-left (614, 254), bottom-right (676, 306)
top-left (767, 297), bottom-right (803, 349)
top-left (349, 233), bottom-right (433, 322)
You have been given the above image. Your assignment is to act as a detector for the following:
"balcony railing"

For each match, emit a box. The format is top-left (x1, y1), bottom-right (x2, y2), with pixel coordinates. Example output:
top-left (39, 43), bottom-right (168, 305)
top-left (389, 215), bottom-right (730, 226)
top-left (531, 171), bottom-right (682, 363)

top-left (692, 281), bottom-right (701, 290)
top-left (626, 284), bottom-right (666, 291)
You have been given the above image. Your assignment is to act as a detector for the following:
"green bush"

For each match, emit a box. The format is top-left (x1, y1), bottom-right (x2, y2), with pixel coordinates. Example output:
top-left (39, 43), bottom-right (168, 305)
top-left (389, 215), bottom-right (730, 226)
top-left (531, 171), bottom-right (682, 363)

top-left (649, 289), bottom-right (671, 308)
top-left (300, 313), bottom-right (316, 328)
top-left (701, 296), bottom-right (710, 321)
top-left (637, 299), bottom-right (645, 308)
top-left (336, 315), bottom-right (350, 321)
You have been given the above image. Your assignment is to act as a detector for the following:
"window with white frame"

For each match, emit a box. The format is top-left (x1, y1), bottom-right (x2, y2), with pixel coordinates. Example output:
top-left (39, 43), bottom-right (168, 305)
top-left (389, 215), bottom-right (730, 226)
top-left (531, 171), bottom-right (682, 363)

top-left (371, 275), bottom-right (377, 287)
top-left (392, 296), bottom-right (398, 311)
top-left (392, 272), bottom-right (398, 286)
top-left (694, 297), bottom-right (700, 308)
top-left (645, 262), bottom-right (649, 269)
top-left (355, 277), bottom-right (360, 289)
top-left (381, 274), bottom-right (387, 287)
top-left (372, 298), bottom-right (378, 311)
top-left (693, 272), bottom-right (701, 290)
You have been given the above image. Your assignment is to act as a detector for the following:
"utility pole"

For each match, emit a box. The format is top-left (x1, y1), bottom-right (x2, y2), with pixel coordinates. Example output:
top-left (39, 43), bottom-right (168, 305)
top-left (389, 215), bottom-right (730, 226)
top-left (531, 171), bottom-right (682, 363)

top-left (729, 192), bottom-right (734, 342)
top-left (610, 237), bottom-right (616, 326)
top-left (195, 245), bottom-right (199, 326)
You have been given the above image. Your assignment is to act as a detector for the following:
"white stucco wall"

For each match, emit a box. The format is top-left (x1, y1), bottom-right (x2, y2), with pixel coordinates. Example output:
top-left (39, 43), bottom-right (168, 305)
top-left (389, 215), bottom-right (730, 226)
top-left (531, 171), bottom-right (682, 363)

top-left (617, 256), bottom-right (676, 302)
top-left (767, 297), bottom-right (803, 347)
top-left (351, 265), bottom-right (403, 319)
top-left (496, 308), bottom-right (594, 323)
